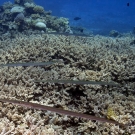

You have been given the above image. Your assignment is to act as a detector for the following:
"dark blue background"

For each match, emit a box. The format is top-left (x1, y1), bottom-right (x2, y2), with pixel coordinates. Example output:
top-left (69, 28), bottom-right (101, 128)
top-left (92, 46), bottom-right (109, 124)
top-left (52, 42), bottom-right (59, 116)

top-left (1, 0), bottom-right (135, 35)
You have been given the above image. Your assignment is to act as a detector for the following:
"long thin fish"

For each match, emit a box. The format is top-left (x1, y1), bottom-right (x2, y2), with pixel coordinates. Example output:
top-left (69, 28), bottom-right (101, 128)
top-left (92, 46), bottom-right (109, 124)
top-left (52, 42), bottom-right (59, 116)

top-left (34, 79), bottom-right (119, 86)
top-left (46, 32), bottom-right (91, 37)
top-left (0, 98), bottom-right (124, 126)
top-left (0, 61), bottom-right (58, 67)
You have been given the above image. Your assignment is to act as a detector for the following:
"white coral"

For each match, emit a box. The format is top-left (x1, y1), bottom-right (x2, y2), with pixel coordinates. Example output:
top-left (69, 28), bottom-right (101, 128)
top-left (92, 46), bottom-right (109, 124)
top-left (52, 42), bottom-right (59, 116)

top-left (10, 6), bottom-right (24, 13)
top-left (35, 22), bottom-right (46, 29)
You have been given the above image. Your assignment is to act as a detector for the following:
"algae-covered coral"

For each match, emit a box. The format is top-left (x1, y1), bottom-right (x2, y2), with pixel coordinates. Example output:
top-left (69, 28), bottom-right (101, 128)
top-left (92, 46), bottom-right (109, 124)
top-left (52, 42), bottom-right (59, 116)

top-left (0, 31), bottom-right (135, 134)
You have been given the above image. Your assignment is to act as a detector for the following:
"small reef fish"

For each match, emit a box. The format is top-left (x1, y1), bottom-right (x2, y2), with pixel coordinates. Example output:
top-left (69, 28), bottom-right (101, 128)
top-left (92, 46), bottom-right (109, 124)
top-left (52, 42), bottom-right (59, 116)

top-left (0, 61), bottom-right (59, 67)
top-left (127, 3), bottom-right (129, 6)
top-left (34, 79), bottom-right (119, 86)
top-left (74, 17), bottom-right (81, 21)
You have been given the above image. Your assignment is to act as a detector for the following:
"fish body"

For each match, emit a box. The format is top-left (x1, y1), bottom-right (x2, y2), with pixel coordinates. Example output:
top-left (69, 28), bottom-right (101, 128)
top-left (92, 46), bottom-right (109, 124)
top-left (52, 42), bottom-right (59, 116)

top-left (46, 32), bottom-right (90, 37)
top-left (0, 61), bottom-right (59, 67)
top-left (74, 17), bottom-right (81, 21)
top-left (0, 98), bottom-right (125, 126)
top-left (34, 79), bottom-right (119, 86)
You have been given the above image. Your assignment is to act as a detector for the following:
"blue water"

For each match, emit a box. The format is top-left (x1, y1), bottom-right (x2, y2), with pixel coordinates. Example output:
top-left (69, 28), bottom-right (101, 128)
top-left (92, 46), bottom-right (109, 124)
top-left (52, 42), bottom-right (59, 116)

top-left (1, 0), bottom-right (135, 35)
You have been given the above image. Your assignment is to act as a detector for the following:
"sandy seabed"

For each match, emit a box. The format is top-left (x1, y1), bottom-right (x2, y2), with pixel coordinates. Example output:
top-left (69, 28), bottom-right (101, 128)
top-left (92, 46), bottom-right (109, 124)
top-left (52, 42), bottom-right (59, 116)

top-left (0, 33), bottom-right (135, 134)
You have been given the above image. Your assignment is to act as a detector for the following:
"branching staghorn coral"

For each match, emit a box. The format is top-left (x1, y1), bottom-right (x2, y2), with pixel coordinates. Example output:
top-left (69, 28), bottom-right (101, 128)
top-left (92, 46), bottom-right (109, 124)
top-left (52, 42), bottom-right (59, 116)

top-left (0, 127), bottom-right (14, 135)
top-left (0, 121), bottom-right (14, 135)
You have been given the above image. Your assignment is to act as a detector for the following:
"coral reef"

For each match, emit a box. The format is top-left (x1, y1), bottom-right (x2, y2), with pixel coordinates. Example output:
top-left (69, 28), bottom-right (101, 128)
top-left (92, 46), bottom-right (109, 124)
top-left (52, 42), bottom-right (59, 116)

top-left (0, 32), bottom-right (135, 134)
top-left (14, 12), bottom-right (25, 23)
top-left (0, 0), bottom-right (72, 33)
top-left (35, 22), bottom-right (46, 30)
top-left (109, 30), bottom-right (121, 37)
top-left (14, 0), bottom-right (34, 6)
top-left (10, 6), bottom-right (25, 14)
top-left (33, 5), bottom-right (44, 14)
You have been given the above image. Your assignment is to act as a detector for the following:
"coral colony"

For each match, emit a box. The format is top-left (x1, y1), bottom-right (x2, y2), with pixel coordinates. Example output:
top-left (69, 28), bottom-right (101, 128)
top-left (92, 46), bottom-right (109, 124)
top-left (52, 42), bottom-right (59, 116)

top-left (0, 0), bottom-right (135, 134)
top-left (0, 0), bottom-right (72, 34)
